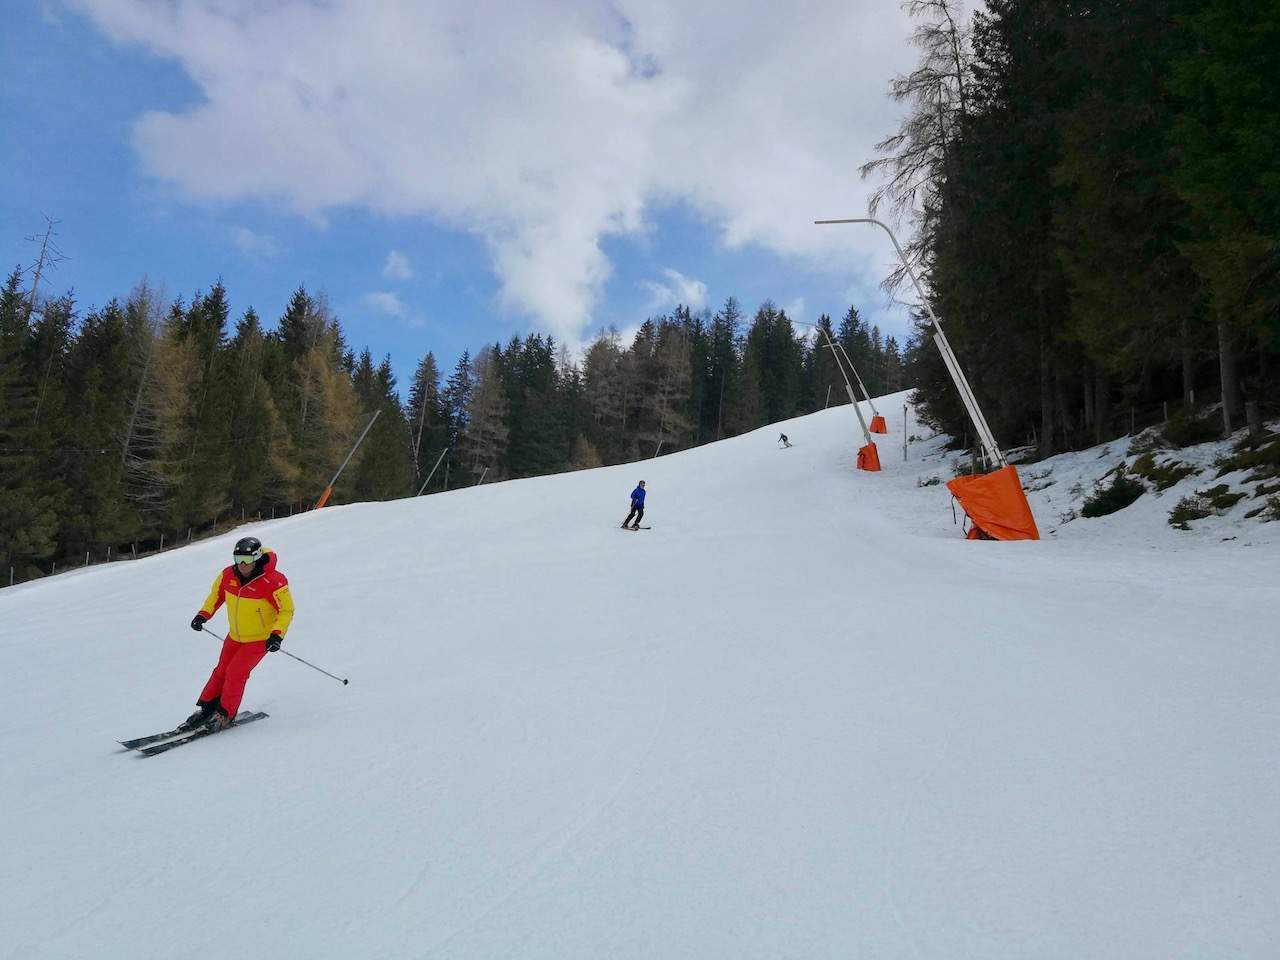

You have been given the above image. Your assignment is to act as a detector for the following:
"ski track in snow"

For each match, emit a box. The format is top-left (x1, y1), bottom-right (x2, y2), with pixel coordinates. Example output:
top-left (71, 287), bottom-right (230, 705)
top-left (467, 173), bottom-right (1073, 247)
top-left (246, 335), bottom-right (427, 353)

top-left (2, 392), bottom-right (1278, 959)
top-left (408, 657), bottom-right (672, 959)
top-left (381, 640), bottom-right (675, 947)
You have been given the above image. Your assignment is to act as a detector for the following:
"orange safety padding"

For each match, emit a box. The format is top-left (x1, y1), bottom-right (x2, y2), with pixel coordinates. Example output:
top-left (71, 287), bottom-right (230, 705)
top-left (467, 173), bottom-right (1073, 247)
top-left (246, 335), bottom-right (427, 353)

top-left (314, 486), bottom-right (333, 510)
top-left (945, 465), bottom-right (1040, 541)
top-left (856, 442), bottom-right (881, 472)
top-left (869, 415), bottom-right (888, 434)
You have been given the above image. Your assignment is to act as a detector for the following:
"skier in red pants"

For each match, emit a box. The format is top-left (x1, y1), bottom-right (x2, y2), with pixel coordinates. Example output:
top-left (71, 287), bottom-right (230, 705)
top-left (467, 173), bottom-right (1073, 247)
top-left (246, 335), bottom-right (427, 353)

top-left (181, 536), bottom-right (295, 731)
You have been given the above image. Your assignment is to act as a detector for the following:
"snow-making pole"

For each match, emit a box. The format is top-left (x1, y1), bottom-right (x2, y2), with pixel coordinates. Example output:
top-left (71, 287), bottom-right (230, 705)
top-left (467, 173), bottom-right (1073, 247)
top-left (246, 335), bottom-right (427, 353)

top-left (790, 316), bottom-right (881, 469)
top-left (815, 217), bottom-right (1005, 468)
top-left (832, 339), bottom-right (880, 419)
top-left (416, 446), bottom-right (449, 496)
top-left (815, 323), bottom-right (872, 444)
top-left (315, 409), bottom-right (381, 509)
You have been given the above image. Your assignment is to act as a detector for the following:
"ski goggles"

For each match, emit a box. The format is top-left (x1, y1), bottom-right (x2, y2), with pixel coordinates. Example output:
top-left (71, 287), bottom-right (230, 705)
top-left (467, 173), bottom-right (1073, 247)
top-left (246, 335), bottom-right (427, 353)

top-left (233, 553), bottom-right (261, 565)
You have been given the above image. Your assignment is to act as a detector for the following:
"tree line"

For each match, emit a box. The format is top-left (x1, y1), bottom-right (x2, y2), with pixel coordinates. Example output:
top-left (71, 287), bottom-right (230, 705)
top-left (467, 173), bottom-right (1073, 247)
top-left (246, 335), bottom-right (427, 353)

top-left (0, 270), bottom-right (905, 578)
top-left (873, 0), bottom-right (1278, 456)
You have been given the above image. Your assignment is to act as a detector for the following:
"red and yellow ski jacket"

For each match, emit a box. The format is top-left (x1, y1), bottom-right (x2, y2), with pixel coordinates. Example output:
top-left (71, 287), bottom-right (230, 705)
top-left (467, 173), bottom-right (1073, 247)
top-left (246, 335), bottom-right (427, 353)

top-left (198, 548), bottom-right (295, 644)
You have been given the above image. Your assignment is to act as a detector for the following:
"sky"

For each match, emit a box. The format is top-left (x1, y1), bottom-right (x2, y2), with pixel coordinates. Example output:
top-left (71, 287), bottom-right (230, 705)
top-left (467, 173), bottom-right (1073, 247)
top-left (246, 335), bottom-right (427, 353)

top-left (1, 0), bottom-right (934, 390)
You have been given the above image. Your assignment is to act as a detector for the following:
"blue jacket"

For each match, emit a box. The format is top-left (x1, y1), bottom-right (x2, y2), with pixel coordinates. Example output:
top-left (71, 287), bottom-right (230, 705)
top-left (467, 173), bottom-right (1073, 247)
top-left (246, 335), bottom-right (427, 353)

top-left (630, 486), bottom-right (646, 506)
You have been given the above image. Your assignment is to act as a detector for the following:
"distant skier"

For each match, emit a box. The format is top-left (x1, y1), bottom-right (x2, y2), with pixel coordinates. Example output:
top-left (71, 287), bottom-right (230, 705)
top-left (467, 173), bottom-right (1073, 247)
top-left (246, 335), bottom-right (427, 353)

top-left (778, 433), bottom-right (792, 448)
top-left (621, 480), bottom-right (646, 529)
top-left (180, 536), bottom-right (295, 731)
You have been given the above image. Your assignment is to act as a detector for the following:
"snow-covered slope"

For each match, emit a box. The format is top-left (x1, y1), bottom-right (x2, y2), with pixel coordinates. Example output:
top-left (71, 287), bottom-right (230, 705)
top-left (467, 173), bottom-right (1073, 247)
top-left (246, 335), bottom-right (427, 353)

top-left (2, 394), bottom-right (1277, 959)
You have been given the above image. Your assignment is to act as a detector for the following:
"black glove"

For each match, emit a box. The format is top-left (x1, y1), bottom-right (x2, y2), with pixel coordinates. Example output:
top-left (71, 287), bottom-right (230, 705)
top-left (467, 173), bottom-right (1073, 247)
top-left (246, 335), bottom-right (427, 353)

top-left (266, 633), bottom-right (283, 653)
top-left (190, 614), bottom-right (206, 632)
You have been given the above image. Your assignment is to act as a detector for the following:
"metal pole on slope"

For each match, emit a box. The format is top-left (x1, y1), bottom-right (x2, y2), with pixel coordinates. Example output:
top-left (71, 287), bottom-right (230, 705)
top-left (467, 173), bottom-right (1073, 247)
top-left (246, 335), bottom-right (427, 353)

top-left (832, 339), bottom-right (880, 418)
top-left (813, 323), bottom-right (872, 444)
top-left (416, 446), bottom-right (450, 496)
top-left (315, 409), bottom-right (381, 509)
top-left (202, 625), bottom-right (348, 685)
top-left (815, 217), bottom-right (1006, 468)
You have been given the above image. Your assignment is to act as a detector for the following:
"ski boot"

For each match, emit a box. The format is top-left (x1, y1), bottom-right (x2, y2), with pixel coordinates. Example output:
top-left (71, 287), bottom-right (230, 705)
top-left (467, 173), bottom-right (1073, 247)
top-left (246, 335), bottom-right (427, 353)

top-left (178, 704), bottom-right (216, 732)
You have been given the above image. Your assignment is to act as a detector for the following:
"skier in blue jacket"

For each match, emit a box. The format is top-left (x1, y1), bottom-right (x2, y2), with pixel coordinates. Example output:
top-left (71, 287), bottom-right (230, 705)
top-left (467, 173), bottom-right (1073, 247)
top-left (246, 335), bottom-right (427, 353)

top-left (621, 480), bottom-right (646, 529)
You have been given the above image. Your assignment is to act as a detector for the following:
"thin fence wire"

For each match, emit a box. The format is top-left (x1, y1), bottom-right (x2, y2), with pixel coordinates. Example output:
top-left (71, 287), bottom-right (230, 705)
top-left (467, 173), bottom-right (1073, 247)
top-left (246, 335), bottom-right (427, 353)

top-left (2, 501), bottom-right (316, 590)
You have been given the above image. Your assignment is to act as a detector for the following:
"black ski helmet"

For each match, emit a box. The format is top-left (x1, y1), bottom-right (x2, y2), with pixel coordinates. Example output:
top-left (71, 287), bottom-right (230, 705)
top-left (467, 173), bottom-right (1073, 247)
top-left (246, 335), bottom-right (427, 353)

top-left (233, 536), bottom-right (263, 563)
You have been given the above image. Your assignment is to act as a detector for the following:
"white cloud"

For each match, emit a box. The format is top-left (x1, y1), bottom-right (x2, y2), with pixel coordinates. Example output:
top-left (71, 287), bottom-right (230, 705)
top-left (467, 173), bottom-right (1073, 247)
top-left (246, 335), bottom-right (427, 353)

top-left (382, 250), bottom-right (412, 281)
top-left (782, 297), bottom-right (806, 325)
top-left (641, 267), bottom-right (707, 313)
top-left (230, 225), bottom-right (281, 260)
top-left (365, 291), bottom-right (406, 318)
top-left (72, 0), bottom-right (919, 344)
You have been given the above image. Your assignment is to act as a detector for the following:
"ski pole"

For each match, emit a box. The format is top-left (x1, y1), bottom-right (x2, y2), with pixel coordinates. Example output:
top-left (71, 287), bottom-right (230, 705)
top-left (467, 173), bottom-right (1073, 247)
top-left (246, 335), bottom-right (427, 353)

top-left (280, 648), bottom-right (349, 685)
top-left (203, 625), bottom-right (349, 685)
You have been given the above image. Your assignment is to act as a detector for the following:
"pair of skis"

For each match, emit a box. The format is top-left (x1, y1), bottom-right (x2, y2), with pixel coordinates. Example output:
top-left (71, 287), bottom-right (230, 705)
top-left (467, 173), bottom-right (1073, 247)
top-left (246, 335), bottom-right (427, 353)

top-left (118, 711), bottom-right (268, 757)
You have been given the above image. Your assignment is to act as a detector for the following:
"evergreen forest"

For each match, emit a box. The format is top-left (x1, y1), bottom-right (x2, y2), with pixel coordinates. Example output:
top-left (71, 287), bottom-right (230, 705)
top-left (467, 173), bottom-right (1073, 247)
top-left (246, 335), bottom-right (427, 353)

top-left (879, 0), bottom-right (1279, 453)
top-left (0, 273), bottom-right (903, 579)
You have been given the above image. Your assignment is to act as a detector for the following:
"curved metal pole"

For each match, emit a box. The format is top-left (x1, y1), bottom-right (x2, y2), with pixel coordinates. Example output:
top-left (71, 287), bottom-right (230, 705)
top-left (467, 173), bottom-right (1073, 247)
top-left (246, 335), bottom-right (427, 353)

top-left (813, 323), bottom-right (872, 444)
top-left (815, 217), bottom-right (1005, 468)
top-left (792, 317), bottom-right (871, 444)
top-left (832, 339), bottom-right (879, 416)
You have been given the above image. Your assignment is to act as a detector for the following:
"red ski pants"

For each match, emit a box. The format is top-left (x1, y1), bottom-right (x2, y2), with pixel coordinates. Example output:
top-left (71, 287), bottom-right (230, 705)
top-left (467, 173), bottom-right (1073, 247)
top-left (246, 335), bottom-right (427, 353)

top-left (199, 637), bottom-right (268, 717)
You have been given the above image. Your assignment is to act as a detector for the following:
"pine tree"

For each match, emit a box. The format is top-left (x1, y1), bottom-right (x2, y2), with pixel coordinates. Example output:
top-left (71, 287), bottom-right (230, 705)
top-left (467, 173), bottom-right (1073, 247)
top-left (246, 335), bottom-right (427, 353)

top-left (678, 306), bottom-right (711, 442)
top-left (706, 297), bottom-right (743, 440)
top-left (556, 344), bottom-right (590, 467)
top-left (406, 351), bottom-right (447, 491)
top-left (501, 334), bottom-right (565, 478)
top-left (1171, 0), bottom-right (1280, 421)
top-left (568, 434), bottom-right (603, 470)
top-left (21, 294), bottom-right (74, 564)
top-left (59, 300), bottom-right (144, 554)
top-left (1053, 0), bottom-right (1205, 435)
top-left (809, 314), bottom-right (845, 410)
top-left (443, 351), bottom-right (474, 449)
top-left (582, 330), bottom-right (626, 459)
top-left (269, 291), bottom-right (361, 504)
top-left (740, 302), bottom-right (803, 426)
top-left (883, 336), bottom-right (905, 393)
top-left (641, 320), bottom-right (694, 456)
top-left (297, 327), bottom-right (362, 505)
top-left (0, 268), bottom-right (57, 577)
top-left (350, 353), bottom-right (414, 501)
top-left (459, 347), bottom-right (509, 481)
top-left (174, 285), bottom-right (235, 527)
top-left (116, 282), bottom-right (176, 528)
top-left (224, 307), bottom-right (294, 512)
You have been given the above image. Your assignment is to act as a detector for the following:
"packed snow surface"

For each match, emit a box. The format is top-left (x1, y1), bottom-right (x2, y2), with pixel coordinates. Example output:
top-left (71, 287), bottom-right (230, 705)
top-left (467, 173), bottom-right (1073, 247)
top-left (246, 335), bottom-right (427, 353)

top-left (2, 393), bottom-right (1277, 959)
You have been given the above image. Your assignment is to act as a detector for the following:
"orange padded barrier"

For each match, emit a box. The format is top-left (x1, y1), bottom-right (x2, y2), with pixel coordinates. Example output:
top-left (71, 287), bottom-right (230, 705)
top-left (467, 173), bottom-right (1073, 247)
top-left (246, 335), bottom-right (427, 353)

top-left (945, 465), bottom-right (1039, 540)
